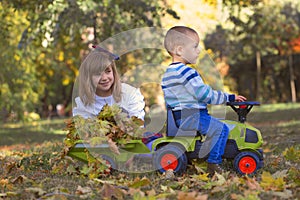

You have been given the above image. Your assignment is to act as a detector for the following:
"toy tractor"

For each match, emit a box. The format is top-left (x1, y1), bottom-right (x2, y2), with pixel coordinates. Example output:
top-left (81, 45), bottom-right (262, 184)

top-left (67, 101), bottom-right (264, 175)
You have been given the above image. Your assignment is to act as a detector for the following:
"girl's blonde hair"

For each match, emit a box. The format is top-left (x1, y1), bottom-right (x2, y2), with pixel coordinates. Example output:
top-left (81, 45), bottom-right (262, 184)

top-left (78, 50), bottom-right (122, 106)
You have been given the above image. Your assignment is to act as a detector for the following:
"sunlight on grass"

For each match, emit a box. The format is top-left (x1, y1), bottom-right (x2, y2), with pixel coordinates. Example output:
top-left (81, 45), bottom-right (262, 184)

top-left (258, 103), bottom-right (300, 112)
top-left (52, 129), bottom-right (67, 134)
top-left (1, 118), bottom-right (68, 129)
top-left (277, 120), bottom-right (300, 127)
top-left (0, 118), bottom-right (68, 135)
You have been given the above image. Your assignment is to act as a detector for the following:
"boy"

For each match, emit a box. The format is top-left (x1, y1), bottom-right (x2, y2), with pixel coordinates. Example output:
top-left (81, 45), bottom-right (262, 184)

top-left (162, 26), bottom-right (246, 175)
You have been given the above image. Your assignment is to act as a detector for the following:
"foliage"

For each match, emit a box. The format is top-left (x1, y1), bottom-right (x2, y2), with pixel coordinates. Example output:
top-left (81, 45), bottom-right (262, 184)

top-left (204, 0), bottom-right (300, 102)
top-left (0, 0), bottom-right (178, 121)
top-left (62, 104), bottom-right (144, 175)
top-left (0, 3), bottom-right (43, 120)
top-left (206, 0), bottom-right (300, 61)
top-left (64, 104), bottom-right (144, 145)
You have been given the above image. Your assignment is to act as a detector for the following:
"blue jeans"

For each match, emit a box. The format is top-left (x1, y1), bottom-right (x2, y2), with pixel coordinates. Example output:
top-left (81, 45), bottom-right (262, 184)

top-left (175, 109), bottom-right (229, 164)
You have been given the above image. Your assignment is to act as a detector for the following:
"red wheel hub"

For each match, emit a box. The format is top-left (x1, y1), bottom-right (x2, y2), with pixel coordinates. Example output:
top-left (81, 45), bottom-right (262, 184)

top-left (239, 156), bottom-right (257, 174)
top-left (160, 154), bottom-right (178, 171)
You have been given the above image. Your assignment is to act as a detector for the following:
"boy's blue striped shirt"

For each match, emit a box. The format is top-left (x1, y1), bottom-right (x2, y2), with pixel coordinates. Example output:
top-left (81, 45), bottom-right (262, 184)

top-left (162, 62), bottom-right (234, 110)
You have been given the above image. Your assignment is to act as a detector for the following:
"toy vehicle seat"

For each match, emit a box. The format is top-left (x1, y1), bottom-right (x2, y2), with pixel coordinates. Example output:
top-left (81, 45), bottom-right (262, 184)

top-left (166, 106), bottom-right (201, 137)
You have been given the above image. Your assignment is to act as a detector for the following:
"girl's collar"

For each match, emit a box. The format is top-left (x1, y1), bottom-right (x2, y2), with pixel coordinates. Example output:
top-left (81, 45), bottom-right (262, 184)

top-left (95, 94), bottom-right (113, 99)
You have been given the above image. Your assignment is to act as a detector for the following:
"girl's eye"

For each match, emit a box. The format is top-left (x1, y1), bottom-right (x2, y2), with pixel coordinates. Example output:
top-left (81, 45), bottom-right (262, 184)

top-left (105, 68), bottom-right (112, 73)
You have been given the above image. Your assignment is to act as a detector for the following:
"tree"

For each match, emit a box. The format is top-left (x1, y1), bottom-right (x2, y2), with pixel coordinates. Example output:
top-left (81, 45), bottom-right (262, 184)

top-left (205, 0), bottom-right (300, 102)
top-left (0, 0), bottom-right (178, 120)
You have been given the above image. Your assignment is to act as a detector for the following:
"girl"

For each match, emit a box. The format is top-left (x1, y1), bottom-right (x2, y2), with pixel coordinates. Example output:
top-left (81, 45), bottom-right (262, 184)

top-left (72, 47), bottom-right (145, 120)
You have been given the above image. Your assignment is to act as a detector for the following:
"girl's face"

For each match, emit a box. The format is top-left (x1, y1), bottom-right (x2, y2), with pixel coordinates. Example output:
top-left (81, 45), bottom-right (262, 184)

top-left (92, 66), bottom-right (114, 97)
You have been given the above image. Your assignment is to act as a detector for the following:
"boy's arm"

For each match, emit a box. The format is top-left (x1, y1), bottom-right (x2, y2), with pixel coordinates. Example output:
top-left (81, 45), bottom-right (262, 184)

top-left (185, 69), bottom-right (237, 104)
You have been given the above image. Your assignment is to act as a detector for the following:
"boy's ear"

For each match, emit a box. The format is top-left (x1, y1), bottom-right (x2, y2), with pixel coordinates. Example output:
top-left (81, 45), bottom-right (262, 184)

top-left (175, 46), bottom-right (183, 56)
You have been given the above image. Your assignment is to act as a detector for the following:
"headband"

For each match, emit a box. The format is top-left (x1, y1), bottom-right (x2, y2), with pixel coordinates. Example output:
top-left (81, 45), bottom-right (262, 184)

top-left (92, 45), bottom-right (120, 60)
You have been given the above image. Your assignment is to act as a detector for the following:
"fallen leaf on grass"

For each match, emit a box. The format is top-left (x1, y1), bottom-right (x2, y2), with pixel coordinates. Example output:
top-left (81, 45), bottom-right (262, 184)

top-left (5, 161), bottom-right (16, 174)
top-left (76, 185), bottom-right (93, 199)
top-left (177, 191), bottom-right (208, 200)
top-left (272, 169), bottom-right (288, 179)
top-left (145, 188), bottom-right (156, 196)
top-left (283, 146), bottom-right (300, 162)
top-left (213, 172), bottom-right (226, 186)
top-left (0, 179), bottom-right (13, 190)
top-left (231, 192), bottom-right (259, 200)
top-left (191, 173), bottom-right (210, 181)
top-left (11, 175), bottom-right (30, 184)
top-left (160, 184), bottom-right (176, 194)
top-left (260, 171), bottom-right (285, 191)
top-left (108, 138), bottom-right (120, 155)
top-left (245, 176), bottom-right (261, 190)
top-left (101, 183), bottom-right (125, 199)
top-left (265, 189), bottom-right (293, 199)
top-left (25, 187), bottom-right (46, 196)
top-left (128, 176), bottom-right (151, 189)
top-left (93, 178), bottom-right (115, 185)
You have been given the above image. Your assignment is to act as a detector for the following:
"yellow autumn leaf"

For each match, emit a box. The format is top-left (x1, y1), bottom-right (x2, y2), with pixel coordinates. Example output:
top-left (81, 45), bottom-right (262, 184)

top-left (260, 171), bottom-right (285, 191)
top-left (128, 177), bottom-right (151, 189)
top-left (89, 137), bottom-right (104, 147)
top-left (47, 69), bottom-right (54, 77)
top-left (193, 173), bottom-right (210, 181)
top-left (14, 54), bottom-right (20, 61)
top-left (214, 172), bottom-right (226, 186)
top-left (283, 146), bottom-right (300, 161)
top-left (57, 51), bottom-right (64, 61)
top-left (62, 77), bottom-right (70, 86)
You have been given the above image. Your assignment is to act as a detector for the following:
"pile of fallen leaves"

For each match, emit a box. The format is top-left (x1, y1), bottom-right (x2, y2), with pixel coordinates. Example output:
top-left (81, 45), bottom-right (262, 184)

top-left (60, 105), bottom-right (145, 176)
top-left (63, 104), bottom-right (144, 154)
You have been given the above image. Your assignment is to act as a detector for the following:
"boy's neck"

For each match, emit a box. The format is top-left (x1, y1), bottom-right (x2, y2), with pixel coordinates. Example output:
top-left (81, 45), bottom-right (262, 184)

top-left (172, 56), bottom-right (187, 65)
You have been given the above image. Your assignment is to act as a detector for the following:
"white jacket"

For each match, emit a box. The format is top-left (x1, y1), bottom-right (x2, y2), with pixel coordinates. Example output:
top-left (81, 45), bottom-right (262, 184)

top-left (73, 83), bottom-right (145, 120)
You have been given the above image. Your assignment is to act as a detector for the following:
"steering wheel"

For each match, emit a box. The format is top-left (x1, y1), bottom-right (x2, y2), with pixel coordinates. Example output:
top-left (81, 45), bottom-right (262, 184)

top-left (226, 101), bottom-right (260, 123)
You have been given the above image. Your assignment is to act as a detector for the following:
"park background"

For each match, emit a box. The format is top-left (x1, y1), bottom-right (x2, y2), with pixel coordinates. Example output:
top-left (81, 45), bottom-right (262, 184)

top-left (1, 0), bottom-right (300, 121)
top-left (0, 0), bottom-right (300, 199)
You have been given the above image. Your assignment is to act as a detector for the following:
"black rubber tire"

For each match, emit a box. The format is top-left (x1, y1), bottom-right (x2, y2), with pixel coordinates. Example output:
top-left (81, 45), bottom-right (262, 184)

top-left (153, 144), bottom-right (188, 175)
top-left (234, 151), bottom-right (260, 175)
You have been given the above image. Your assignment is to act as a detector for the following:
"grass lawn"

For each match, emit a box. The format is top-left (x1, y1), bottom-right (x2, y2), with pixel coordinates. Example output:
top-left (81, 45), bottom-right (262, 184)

top-left (0, 103), bottom-right (299, 199)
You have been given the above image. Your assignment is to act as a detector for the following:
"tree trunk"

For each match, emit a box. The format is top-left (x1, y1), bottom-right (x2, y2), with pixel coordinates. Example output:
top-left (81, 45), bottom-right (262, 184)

top-left (288, 54), bottom-right (297, 103)
top-left (256, 51), bottom-right (262, 101)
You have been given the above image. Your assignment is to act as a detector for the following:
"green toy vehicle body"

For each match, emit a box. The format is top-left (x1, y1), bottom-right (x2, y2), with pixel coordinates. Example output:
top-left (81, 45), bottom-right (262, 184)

top-left (67, 101), bottom-right (264, 175)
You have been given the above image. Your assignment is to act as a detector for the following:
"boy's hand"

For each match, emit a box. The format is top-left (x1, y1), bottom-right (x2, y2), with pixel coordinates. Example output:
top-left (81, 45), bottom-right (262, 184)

top-left (235, 95), bottom-right (247, 102)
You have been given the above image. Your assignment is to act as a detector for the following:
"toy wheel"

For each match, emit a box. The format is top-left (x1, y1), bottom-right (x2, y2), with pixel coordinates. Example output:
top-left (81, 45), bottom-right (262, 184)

top-left (234, 152), bottom-right (260, 175)
top-left (101, 155), bottom-right (117, 171)
top-left (153, 144), bottom-right (187, 174)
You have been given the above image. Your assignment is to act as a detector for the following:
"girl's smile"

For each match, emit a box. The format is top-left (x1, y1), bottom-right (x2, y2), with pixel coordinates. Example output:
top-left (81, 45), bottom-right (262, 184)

top-left (92, 66), bottom-right (115, 97)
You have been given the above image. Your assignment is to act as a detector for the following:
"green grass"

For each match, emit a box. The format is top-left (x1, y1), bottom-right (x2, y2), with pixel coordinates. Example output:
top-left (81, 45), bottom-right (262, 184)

top-left (256, 102), bottom-right (300, 112)
top-left (0, 118), bottom-right (67, 146)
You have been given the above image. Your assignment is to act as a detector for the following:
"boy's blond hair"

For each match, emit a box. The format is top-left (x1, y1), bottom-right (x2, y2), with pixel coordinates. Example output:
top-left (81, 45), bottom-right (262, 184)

top-left (164, 26), bottom-right (198, 56)
top-left (78, 50), bottom-right (122, 106)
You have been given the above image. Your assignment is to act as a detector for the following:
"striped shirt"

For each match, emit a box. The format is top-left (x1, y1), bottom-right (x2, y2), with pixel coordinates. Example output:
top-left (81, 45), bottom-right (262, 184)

top-left (162, 62), bottom-right (234, 110)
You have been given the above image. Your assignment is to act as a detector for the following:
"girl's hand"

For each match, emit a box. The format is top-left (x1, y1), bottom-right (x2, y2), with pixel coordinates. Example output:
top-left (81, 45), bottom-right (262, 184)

top-left (235, 95), bottom-right (247, 102)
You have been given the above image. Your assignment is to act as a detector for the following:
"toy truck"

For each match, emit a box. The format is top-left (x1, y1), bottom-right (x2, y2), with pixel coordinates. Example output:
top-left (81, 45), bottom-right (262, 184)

top-left (67, 101), bottom-right (264, 175)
